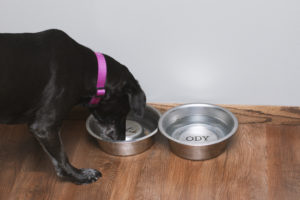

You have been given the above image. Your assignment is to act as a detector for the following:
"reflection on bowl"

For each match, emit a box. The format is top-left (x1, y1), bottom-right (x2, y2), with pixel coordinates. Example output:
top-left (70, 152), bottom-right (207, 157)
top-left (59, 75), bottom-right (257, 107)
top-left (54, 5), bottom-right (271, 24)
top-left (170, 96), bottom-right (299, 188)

top-left (158, 103), bottom-right (238, 160)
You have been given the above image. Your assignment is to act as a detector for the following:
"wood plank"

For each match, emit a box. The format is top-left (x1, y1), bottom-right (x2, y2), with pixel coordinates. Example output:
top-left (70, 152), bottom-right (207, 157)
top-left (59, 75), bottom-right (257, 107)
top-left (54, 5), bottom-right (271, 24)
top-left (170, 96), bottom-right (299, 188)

top-left (266, 125), bottom-right (300, 200)
top-left (0, 104), bottom-right (300, 200)
top-left (149, 103), bottom-right (300, 125)
top-left (0, 124), bottom-right (30, 200)
top-left (68, 104), bottom-right (300, 125)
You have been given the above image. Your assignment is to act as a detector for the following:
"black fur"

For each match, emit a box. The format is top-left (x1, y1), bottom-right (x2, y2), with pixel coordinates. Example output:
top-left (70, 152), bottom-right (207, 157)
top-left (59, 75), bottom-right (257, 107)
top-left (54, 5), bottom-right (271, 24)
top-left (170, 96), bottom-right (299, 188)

top-left (0, 29), bottom-right (146, 184)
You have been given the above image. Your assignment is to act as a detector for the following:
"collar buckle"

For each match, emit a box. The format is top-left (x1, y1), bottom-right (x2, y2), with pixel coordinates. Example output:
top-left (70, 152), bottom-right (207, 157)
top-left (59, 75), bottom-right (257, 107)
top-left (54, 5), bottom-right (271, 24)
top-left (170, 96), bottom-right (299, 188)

top-left (96, 87), bottom-right (106, 97)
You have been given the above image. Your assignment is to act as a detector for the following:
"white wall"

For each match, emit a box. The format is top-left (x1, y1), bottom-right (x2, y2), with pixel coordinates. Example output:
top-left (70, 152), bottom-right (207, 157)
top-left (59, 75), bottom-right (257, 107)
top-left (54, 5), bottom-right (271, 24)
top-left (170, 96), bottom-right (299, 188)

top-left (1, 0), bottom-right (299, 105)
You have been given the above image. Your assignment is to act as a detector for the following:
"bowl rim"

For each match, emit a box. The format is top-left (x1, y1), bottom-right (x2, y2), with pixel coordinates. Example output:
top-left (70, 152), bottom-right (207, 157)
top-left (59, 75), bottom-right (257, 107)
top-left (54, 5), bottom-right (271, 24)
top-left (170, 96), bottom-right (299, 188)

top-left (86, 104), bottom-right (161, 144)
top-left (158, 103), bottom-right (238, 146)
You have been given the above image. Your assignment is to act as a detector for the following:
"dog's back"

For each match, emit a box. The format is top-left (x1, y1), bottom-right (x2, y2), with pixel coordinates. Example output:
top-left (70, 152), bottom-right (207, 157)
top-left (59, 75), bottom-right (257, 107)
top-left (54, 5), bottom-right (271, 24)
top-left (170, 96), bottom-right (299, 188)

top-left (0, 29), bottom-right (91, 123)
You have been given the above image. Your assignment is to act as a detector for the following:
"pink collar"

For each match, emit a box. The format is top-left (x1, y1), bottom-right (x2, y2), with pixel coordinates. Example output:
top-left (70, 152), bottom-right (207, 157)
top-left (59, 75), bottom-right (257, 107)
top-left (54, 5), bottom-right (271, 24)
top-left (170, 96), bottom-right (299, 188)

top-left (89, 52), bottom-right (107, 105)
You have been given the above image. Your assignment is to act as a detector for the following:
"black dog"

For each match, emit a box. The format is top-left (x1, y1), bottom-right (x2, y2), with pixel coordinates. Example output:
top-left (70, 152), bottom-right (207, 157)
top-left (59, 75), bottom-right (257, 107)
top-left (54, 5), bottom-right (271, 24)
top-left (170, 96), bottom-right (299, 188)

top-left (0, 29), bottom-right (146, 184)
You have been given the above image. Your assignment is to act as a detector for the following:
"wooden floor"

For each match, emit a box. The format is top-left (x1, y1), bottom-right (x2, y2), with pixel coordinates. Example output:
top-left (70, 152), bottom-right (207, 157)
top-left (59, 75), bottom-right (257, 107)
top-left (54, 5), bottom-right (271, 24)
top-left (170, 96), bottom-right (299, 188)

top-left (1, 104), bottom-right (300, 200)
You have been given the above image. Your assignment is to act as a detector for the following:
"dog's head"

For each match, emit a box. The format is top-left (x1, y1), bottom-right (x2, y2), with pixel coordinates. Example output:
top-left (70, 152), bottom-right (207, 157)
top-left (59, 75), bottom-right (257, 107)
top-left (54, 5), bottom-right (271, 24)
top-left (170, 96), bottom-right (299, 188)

top-left (91, 55), bottom-right (146, 141)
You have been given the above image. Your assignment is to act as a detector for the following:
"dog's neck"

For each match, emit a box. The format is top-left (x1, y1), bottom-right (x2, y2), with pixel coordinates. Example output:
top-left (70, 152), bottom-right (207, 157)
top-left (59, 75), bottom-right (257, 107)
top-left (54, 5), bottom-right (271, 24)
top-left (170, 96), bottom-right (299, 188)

top-left (88, 52), bottom-right (107, 106)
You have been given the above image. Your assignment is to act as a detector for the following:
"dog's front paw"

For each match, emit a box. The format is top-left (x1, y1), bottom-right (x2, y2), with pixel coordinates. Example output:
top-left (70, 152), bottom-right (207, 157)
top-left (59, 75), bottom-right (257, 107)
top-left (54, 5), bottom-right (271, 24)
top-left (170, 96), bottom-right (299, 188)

top-left (70, 168), bottom-right (102, 185)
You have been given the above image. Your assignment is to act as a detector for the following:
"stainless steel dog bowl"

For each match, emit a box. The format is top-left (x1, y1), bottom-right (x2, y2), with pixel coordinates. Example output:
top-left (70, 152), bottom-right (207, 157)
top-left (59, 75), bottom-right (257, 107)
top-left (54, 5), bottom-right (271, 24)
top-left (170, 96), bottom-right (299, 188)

top-left (158, 104), bottom-right (238, 160)
top-left (86, 105), bottom-right (161, 156)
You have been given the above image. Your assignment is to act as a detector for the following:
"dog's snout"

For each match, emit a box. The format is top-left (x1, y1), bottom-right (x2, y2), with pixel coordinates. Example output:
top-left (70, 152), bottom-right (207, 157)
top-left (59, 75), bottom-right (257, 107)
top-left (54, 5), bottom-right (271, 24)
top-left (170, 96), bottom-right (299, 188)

top-left (106, 127), bottom-right (126, 141)
top-left (93, 115), bottom-right (126, 141)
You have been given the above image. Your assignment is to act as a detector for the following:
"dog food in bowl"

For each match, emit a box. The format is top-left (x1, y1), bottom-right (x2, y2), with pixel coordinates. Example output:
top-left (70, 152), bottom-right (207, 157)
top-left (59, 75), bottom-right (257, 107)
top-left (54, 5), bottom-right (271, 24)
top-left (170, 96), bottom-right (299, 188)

top-left (86, 105), bottom-right (161, 156)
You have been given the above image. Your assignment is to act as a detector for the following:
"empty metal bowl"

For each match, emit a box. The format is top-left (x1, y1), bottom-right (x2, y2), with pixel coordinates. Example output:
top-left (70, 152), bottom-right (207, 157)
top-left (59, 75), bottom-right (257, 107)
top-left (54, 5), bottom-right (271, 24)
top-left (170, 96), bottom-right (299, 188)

top-left (158, 104), bottom-right (238, 160)
top-left (86, 105), bottom-right (161, 156)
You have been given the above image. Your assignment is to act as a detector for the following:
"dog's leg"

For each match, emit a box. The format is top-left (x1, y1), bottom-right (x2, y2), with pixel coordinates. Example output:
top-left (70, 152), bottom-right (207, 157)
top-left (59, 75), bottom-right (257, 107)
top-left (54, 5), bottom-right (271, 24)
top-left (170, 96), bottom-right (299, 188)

top-left (29, 122), bottom-right (101, 184)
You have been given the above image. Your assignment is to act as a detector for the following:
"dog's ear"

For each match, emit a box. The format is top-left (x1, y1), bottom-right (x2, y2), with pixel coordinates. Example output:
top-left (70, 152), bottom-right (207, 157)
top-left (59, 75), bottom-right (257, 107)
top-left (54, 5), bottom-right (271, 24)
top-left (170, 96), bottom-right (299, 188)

top-left (128, 88), bottom-right (146, 118)
top-left (126, 80), bottom-right (146, 118)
